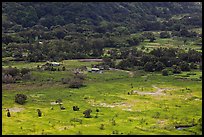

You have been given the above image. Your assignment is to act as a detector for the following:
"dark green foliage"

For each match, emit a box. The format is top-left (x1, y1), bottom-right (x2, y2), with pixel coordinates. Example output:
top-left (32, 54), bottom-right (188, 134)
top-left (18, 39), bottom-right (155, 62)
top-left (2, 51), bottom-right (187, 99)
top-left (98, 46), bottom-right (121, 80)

top-left (155, 61), bottom-right (165, 71)
top-left (73, 106), bottom-right (80, 111)
top-left (74, 73), bottom-right (86, 80)
top-left (172, 65), bottom-right (182, 74)
top-left (2, 74), bottom-right (15, 83)
top-left (144, 62), bottom-right (155, 72)
top-left (102, 57), bottom-right (115, 68)
top-left (96, 108), bottom-right (99, 112)
top-left (7, 109), bottom-right (11, 117)
top-left (37, 109), bottom-right (42, 117)
top-left (99, 124), bottom-right (105, 130)
top-left (190, 62), bottom-right (197, 69)
top-left (62, 66), bottom-right (66, 71)
top-left (160, 31), bottom-right (171, 38)
top-left (70, 118), bottom-right (82, 124)
top-left (15, 94), bottom-right (27, 105)
top-left (83, 109), bottom-right (92, 118)
top-left (68, 78), bottom-right (84, 88)
top-left (162, 69), bottom-right (169, 76)
top-left (127, 36), bottom-right (140, 46)
top-left (21, 68), bottom-right (30, 76)
top-left (5, 67), bottom-right (19, 77)
top-left (55, 99), bottom-right (62, 104)
top-left (179, 61), bottom-right (191, 71)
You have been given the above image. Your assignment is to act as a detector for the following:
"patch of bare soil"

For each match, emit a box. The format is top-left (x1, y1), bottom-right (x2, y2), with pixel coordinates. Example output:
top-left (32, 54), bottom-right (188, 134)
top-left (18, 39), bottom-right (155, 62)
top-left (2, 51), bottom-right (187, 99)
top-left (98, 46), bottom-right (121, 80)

top-left (7, 107), bottom-right (25, 112)
top-left (109, 68), bottom-right (134, 77)
top-left (133, 85), bottom-right (175, 96)
top-left (77, 59), bottom-right (103, 62)
top-left (50, 102), bottom-right (63, 105)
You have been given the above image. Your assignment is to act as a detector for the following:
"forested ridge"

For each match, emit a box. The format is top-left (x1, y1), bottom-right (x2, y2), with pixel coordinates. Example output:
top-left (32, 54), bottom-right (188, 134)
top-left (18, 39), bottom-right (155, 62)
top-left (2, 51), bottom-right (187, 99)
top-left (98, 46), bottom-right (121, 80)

top-left (2, 2), bottom-right (202, 64)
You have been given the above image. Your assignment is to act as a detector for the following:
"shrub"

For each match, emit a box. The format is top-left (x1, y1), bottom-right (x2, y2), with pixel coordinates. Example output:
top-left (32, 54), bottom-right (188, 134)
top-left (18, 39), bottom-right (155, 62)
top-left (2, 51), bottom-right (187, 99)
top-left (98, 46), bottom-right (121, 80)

top-left (160, 31), bottom-right (171, 38)
top-left (172, 65), bottom-right (181, 74)
top-left (2, 74), bottom-right (15, 83)
top-left (15, 94), bottom-right (27, 105)
top-left (68, 78), bottom-right (84, 88)
top-left (179, 61), bottom-right (191, 71)
top-left (155, 61), bottom-right (165, 71)
top-left (100, 124), bottom-right (105, 130)
top-left (22, 73), bottom-right (31, 80)
top-left (162, 69), bottom-right (169, 76)
top-left (83, 109), bottom-right (92, 118)
top-left (190, 62), bottom-right (197, 69)
top-left (21, 68), bottom-right (30, 76)
top-left (70, 118), bottom-right (82, 124)
top-left (61, 78), bottom-right (70, 84)
top-left (56, 98), bottom-right (62, 103)
top-left (96, 108), bottom-right (99, 112)
top-left (74, 73), bottom-right (86, 80)
top-left (144, 62), bottom-right (155, 72)
top-left (5, 67), bottom-right (19, 77)
top-left (73, 106), bottom-right (80, 111)
top-left (62, 66), bottom-right (66, 71)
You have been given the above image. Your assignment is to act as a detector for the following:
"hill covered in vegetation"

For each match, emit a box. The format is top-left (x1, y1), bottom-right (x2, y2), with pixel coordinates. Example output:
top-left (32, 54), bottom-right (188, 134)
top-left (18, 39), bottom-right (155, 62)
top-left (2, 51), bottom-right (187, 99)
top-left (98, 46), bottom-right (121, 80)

top-left (2, 2), bottom-right (202, 32)
top-left (2, 2), bottom-right (202, 63)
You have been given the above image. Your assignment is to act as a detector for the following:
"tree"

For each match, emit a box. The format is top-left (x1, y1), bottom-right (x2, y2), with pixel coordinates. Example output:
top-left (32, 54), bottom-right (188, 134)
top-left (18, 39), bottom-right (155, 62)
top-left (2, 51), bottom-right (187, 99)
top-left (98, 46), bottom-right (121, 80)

top-left (127, 36), bottom-right (140, 46)
top-left (160, 31), bottom-right (171, 38)
top-left (68, 78), bottom-right (84, 88)
top-left (155, 61), bottom-right (165, 71)
top-left (15, 94), bottom-right (27, 105)
top-left (102, 57), bottom-right (115, 68)
top-left (5, 67), bottom-right (19, 77)
top-left (162, 69), bottom-right (169, 76)
top-left (190, 62), bottom-right (197, 69)
top-left (37, 109), bottom-right (42, 117)
top-left (172, 65), bottom-right (181, 74)
top-left (83, 109), bottom-right (92, 118)
top-left (21, 68), bottom-right (30, 76)
top-left (144, 62), bottom-right (155, 72)
top-left (142, 32), bottom-right (156, 42)
top-left (73, 106), bottom-right (80, 111)
top-left (179, 61), bottom-right (191, 71)
top-left (149, 36), bottom-right (156, 42)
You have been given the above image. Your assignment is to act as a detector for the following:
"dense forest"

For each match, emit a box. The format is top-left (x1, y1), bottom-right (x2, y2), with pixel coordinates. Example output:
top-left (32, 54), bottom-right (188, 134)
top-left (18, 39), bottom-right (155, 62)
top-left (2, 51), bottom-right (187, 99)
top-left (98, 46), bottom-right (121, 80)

top-left (2, 2), bottom-right (202, 72)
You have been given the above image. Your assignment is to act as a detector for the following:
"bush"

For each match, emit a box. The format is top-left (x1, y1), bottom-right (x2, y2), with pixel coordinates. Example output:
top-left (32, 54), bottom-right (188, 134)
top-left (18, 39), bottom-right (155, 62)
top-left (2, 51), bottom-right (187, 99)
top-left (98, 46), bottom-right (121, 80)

top-left (155, 61), bottom-right (165, 71)
top-left (73, 106), bottom-right (80, 111)
top-left (179, 61), bottom-right (191, 71)
top-left (172, 65), bottom-right (181, 74)
top-left (68, 78), bottom-right (84, 88)
top-left (160, 31), bottom-right (171, 38)
top-left (144, 62), bottom-right (155, 72)
top-left (61, 78), bottom-right (70, 84)
top-left (74, 73), bottom-right (86, 80)
top-left (162, 69), bottom-right (169, 76)
top-left (190, 63), bottom-right (197, 69)
top-left (100, 124), bottom-right (105, 130)
top-left (21, 68), bottom-right (30, 76)
top-left (22, 73), bottom-right (31, 80)
top-left (5, 67), bottom-right (19, 77)
top-left (83, 109), bottom-right (92, 118)
top-left (15, 94), bottom-right (27, 105)
top-left (2, 74), bottom-right (15, 83)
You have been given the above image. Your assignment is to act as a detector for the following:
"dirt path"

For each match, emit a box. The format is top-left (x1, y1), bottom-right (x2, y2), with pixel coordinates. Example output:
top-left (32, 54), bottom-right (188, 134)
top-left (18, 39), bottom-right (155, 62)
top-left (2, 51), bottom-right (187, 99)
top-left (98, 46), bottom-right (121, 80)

top-left (133, 85), bottom-right (170, 96)
top-left (109, 68), bottom-right (134, 77)
top-left (6, 107), bottom-right (25, 112)
top-left (77, 59), bottom-right (103, 62)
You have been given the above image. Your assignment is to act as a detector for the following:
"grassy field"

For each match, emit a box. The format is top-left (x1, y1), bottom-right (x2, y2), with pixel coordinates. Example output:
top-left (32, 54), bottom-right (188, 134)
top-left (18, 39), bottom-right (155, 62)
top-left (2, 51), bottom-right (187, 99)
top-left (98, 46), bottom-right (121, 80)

top-left (2, 60), bottom-right (202, 135)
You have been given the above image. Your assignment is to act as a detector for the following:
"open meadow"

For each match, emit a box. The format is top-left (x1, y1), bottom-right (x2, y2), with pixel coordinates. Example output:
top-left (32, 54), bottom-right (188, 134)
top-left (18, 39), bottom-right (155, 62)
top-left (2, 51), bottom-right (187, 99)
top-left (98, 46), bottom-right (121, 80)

top-left (2, 60), bottom-right (202, 135)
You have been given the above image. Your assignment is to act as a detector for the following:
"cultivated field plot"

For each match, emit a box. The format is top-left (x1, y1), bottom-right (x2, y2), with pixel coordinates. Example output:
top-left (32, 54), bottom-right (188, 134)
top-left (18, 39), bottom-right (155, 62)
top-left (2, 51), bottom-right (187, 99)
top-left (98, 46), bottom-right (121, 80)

top-left (2, 60), bottom-right (202, 135)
